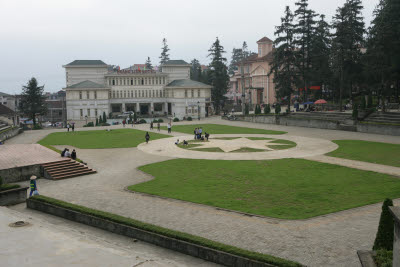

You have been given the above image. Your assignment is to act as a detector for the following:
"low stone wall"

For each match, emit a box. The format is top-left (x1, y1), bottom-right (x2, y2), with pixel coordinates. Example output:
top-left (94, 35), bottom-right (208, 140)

top-left (0, 165), bottom-right (41, 183)
top-left (230, 115), bottom-right (400, 136)
top-left (0, 127), bottom-right (21, 142)
top-left (357, 123), bottom-right (400, 136)
top-left (0, 187), bottom-right (28, 206)
top-left (27, 198), bottom-right (277, 267)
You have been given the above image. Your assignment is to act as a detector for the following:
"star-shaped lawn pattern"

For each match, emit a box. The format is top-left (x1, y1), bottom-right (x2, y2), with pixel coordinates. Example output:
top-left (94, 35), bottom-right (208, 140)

top-left (188, 137), bottom-right (289, 153)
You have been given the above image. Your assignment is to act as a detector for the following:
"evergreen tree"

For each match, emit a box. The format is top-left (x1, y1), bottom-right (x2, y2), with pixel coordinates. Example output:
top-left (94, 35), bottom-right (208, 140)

top-left (145, 57), bottom-right (153, 70)
top-left (332, 0), bottom-right (365, 110)
top-left (190, 59), bottom-right (202, 81)
top-left (96, 117), bottom-right (99, 126)
top-left (245, 103), bottom-right (249, 115)
top-left (264, 104), bottom-right (271, 114)
top-left (373, 198), bottom-right (394, 251)
top-left (19, 77), bottom-right (47, 125)
top-left (103, 111), bottom-right (107, 123)
top-left (228, 48), bottom-right (243, 75)
top-left (293, 0), bottom-right (318, 101)
top-left (159, 38), bottom-right (170, 65)
top-left (311, 15), bottom-right (332, 99)
top-left (208, 37), bottom-right (230, 114)
top-left (275, 103), bottom-right (281, 114)
top-left (270, 6), bottom-right (298, 113)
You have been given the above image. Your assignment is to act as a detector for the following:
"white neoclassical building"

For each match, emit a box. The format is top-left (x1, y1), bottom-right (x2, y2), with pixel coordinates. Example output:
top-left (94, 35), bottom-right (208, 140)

top-left (63, 60), bottom-right (212, 122)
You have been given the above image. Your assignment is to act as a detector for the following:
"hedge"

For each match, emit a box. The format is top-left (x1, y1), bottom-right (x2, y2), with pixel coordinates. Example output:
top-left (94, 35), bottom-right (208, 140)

top-left (30, 195), bottom-right (302, 267)
top-left (0, 184), bottom-right (20, 192)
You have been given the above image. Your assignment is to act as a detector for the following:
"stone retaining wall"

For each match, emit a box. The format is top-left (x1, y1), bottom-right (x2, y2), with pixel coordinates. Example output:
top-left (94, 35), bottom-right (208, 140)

top-left (0, 127), bottom-right (21, 142)
top-left (0, 187), bottom-right (28, 206)
top-left (230, 115), bottom-right (400, 136)
top-left (27, 198), bottom-right (278, 267)
top-left (0, 165), bottom-right (41, 183)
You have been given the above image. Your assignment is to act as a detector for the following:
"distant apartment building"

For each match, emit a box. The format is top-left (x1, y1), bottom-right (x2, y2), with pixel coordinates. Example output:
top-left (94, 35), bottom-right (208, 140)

top-left (63, 59), bottom-right (212, 122)
top-left (229, 37), bottom-right (276, 107)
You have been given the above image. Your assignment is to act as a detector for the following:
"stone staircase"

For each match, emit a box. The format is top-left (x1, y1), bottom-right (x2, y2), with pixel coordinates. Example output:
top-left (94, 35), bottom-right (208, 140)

top-left (41, 159), bottom-right (96, 180)
top-left (0, 122), bottom-right (10, 132)
top-left (364, 112), bottom-right (400, 125)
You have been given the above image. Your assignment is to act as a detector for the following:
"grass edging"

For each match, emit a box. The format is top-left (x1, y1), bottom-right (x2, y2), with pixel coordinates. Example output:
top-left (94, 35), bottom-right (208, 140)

top-left (40, 144), bottom-right (84, 163)
top-left (28, 195), bottom-right (302, 267)
top-left (0, 184), bottom-right (20, 192)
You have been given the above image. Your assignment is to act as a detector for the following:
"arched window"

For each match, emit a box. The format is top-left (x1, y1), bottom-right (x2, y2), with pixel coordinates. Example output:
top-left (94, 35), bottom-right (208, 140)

top-left (112, 79), bottom-right (115, 85)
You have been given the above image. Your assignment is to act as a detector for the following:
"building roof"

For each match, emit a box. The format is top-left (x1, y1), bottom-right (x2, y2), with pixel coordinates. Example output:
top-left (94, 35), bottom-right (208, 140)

top-left (162, 60), bottom-right (190, 66)
top-left (0, 92), bottom-right (13, 97)
top-left (166, 79), bottom-right (212, 88)
top-left (65, 60), bottom-right (107, 66)
top-left (0, 104), bottom-right (14, 115)
top-left (257, 37), bottom-right (273, 43)
top-left (66, 80), bottom-right (109, 89)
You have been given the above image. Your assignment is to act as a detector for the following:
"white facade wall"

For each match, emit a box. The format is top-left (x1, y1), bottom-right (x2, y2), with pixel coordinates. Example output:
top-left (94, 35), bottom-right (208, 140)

top-left (65, 67), bottom-right (108, 87)
top-left (162, 66), bottom-right (190, 81)
top-left (66, 89), bottom-right (110, 121)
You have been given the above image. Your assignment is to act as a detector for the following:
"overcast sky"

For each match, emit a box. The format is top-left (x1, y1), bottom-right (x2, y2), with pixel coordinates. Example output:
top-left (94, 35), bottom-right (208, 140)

top-left (0, 0), bottom-right (379, 94)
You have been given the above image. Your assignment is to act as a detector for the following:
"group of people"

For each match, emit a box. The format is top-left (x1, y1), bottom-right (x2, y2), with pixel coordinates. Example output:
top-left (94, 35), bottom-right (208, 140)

top-left (194, 127), bottom-right (210, 141)
top-left (61, 148), bottom-right (77, 160)
top-left (66, 123), bottom-right (75, 132)
top-left (150, 121), bottom-right (161, 131)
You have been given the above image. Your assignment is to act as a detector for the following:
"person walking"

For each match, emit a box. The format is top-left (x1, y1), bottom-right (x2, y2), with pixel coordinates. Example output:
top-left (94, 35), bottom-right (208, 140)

top-left (145, 132), bottom-right (150, 144)
top-left (122, 120), bottom-right (126, 127)
top-left (72, 123), bottom-right (75, 132)
top-left (194, 128), bottom-right (197, 139)
top-left (67, 123), bottom-right (70, 132)
top-left (205, 132), bottom-right (210, 141)
top-left (29, 175), bottom-right (39, 197)
top-left (167, 122), bottom-right (171, 133)
top-left (157, 122), bottom-right (160, 131)
top-left (150, 121), bottom-right (153, 130)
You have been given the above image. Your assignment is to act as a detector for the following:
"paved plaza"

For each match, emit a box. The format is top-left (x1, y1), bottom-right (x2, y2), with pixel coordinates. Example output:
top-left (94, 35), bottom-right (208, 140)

top-left (3, 117), bottom-right (400, 267)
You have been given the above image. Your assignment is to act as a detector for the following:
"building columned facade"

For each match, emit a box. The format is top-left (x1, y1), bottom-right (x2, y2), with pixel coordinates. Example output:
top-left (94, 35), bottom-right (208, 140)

top-left (228, 37), bottom-right (276, 108)
top-left (63, 59), bottom-right (212, 122)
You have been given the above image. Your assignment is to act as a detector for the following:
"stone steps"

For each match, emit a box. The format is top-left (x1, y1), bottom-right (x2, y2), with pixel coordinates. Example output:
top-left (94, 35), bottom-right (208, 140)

top-left (41, 159), bottom-right (96, 180)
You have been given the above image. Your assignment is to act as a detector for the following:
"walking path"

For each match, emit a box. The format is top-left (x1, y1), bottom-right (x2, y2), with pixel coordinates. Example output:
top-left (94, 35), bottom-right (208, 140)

top-left (6, 117), bottom-right (400, 266)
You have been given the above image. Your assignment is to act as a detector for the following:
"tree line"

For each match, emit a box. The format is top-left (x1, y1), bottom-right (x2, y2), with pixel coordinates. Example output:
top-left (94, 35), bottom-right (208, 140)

top-left (270, 0), bottom-right (400, 111)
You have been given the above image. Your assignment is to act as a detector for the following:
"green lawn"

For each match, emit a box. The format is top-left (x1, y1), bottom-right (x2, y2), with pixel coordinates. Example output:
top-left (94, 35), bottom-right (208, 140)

top-left (327, 140), bottom-right (400, 167)
top-left (161, 124), bottom-right (286, 135)
top-left (38, 129), bottom-right (169, 149)
top-left (129, 158), bottom-right (400, 219)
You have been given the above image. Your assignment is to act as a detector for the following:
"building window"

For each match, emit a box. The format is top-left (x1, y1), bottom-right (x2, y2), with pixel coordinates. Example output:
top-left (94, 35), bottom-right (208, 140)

top-left (135, 90), bottom-right (137, 98)
top-left (94, 91), bottom-right (97, 99)
top-left (191, 90), bottom-right (194, 98)
top-left (185, 90), bottom-right (188, 98)
top-left (146, 90), bottom-right (148, 97)
top-left (198, 89), bottom-right (201, 97)
top-left (258, 47), bottom-right (262, 56)
top-left (112, 79), bottom-right (115, 85)
top-left (87, 109), bottom-right (91, 117)
top-left (80, 109), bottom-right (83, 117)
top-left (109, 91), bottom-right (111, 99)
top-left (113, 91), bottom-right (115, 98)
top-left (141, 78), bottom-right (144, 85)
top-left (95, 109), bottom-right (98, 116)
top-left (87, 91), bottom-right (90, 99)
top-left (79, 91), bottom-right (82, 99)
top-left (160, 90), bottom-right (163, 97)
top-left (124, 91), bottom-right (126, 98)
top-left (185, 107), bottom-right (188, 114)
top-left (131, 79), bottom-right (133, 85)
top-left (163, 77), bottom-right (165, 84)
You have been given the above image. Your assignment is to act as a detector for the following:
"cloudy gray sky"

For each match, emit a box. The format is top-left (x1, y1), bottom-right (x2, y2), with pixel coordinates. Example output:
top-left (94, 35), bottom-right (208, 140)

top-left (0, 0), bottom-right (379, 94)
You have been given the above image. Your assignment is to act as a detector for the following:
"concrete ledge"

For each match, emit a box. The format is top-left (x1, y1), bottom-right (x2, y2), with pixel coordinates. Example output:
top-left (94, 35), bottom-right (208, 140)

top-left (0, 127), bottom-right (21, 142)
top-left (0, 164), bottom-right (41, 183)
top-left (26, 198), bottom-right (281, 267)
top-left (357, 250), bottom-right (377, 267)
top-left (0, 187), bottom-right (28, 206)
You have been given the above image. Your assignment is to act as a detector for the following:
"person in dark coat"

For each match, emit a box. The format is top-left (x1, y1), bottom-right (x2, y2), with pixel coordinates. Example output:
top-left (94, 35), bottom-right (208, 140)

top-left (71, 149), bottom-right (77, 160)
top-left (145, 132), bottom-right (150, 144)
top-left (72, 123), bottom-right (75, 132)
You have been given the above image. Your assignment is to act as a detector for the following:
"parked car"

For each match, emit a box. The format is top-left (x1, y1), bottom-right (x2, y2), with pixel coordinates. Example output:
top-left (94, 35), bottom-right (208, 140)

top-left (117, 111), bottom-right (134, 118)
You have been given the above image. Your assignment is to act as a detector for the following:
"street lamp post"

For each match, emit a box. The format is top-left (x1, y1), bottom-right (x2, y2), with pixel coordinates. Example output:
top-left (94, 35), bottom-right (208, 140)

top-left (197, 101), bottom-right (200, 121)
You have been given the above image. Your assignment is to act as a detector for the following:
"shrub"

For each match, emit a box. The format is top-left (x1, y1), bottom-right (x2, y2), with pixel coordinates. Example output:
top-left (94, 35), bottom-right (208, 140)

top-left (264, 104), bottom-right (271, 114)
top-left (33, 124), bottom-right (42, 130)
top-left (95, 118), bottom-right (99, 126)
top-left (103, 112), bottom-right (107, 123)
top-left (30, 195), bottom-right (302, 267)
top-left (245, 104), bottom-right (249, 115)
top-left (187, 117), bottom-right (192, 121)
top-left (0, 177), bottom-right (2, 187)
top-left (139, 119), bottom-right (147, 124)
top-left (173, 117), bottom-right (179, 122)
top-left (108, 112), bottom-right (112, 119)
top-left (373, 198), bottom-right (394, 251)
top-left (275, 103), bottom-right (281, 114)
top-left (99, 122), bottom-right (110, 126)
top-left (352, 105), bottom-right (358, 119)
top-left (157, 119), bottom-right (164, 123)
top-left (374, 249), bottom-right (392, 267)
